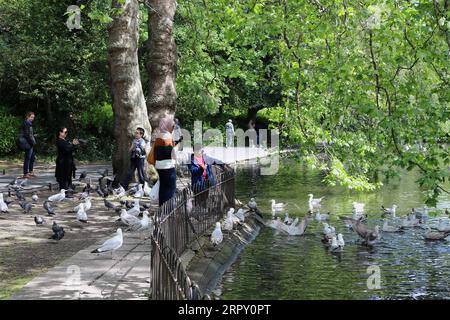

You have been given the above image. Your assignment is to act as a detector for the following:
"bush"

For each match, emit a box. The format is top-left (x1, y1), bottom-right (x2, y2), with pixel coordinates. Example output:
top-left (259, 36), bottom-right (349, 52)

top-left (0, 112), bottom-right (21, 155)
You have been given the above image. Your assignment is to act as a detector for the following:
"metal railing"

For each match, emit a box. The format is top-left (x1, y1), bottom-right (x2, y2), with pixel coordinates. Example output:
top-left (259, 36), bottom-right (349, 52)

top-left (150, 169), bottom-right (235, 300)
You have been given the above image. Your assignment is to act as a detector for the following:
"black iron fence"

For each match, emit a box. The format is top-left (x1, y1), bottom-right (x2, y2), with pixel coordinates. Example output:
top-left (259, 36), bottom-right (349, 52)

top-left (150, 169), bottom-right (235, 300)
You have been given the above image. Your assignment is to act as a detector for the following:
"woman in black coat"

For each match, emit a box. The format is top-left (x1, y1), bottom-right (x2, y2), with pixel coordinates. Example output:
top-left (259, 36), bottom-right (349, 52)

top-left (18, 112), bottom-right (37, 178)
top-left (55, 127), bottom-right (79, 191)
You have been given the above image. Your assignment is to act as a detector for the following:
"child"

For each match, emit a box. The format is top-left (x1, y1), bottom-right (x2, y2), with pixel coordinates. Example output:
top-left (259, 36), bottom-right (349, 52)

top-left (121, 127), bottom-right (146, 190)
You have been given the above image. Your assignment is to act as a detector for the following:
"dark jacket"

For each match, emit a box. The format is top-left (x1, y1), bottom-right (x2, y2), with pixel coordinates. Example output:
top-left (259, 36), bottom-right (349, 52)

top-left (55, 138), bottom-right (77, 182)
top-left (188, 153), bottom-right (224, 191)
top-left (18, 120), bottom-right (36, 150)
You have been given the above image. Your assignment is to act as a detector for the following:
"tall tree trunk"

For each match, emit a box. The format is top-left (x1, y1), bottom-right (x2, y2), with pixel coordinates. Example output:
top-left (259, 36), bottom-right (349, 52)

top-left (108, 0), bottom-right (152, 183)
top-left (146, 0), bottom-right (177, 129)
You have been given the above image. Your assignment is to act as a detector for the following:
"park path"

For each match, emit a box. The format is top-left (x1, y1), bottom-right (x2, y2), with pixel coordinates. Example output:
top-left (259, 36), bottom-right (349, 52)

top-left (9, 146), bottom-right (272, 300)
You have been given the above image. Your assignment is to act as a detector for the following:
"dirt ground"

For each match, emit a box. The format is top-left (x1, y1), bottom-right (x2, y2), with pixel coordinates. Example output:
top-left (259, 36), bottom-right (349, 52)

top-left (0, 187), bottom-right (157, 300)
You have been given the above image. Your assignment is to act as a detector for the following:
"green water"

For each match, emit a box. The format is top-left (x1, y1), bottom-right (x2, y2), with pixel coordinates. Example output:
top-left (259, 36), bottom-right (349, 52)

top-left (217, 159), bottom-right (450, 300)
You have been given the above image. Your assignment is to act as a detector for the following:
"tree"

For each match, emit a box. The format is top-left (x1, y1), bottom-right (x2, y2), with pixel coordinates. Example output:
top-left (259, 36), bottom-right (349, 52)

top-left (108, 0), bottom-right (152, 182)
top-left (146, 0), bottom-right (178, 129)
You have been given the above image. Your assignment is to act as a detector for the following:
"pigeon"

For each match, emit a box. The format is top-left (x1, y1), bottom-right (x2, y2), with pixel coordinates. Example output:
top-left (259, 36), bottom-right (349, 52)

top-left (95, 185), bottom-right (105, 198)
top-left (104, 198), bottom-right (117, 211)
top-left (15, 190), bottom-right (26, 201)
top-left (50, 222), bottom-right (65, 240)
top-left (382, 205), bottom-right (397, 217)
top-left (308, 193), bottom-right (324, 211)
top-left (79, 171), bottom-right (87, 181)
top-left (91, 228), bottom-right (123, 256)
top-left (31, 192), bottom-right (39, 202)
top-left (48, 189), bottom-right (66, 202)
top-left (120, 209), bottom-right (141, 226)
top-left (34, 216), bottom-right (45, 225)
top-left (43, 201), bottom-right (56, 216)
top-left (76, 203), bottom-right (88, 223)
top-left (0, 193), bottom-right (9, 213)
top-left (8, 178), bottom-right (18, 186)
top-left (19, 201), bottom-right (32, 214)
top-left (211, 222), bottom-right (223, 246)
top-left (19, 178), bottom-right (28, 188)
top-left (143, 182), bottom-right (152, 197)
top-left (133, 184), bottom-right (144, 198)
top-left (248, 198), bottom-right (257, 211)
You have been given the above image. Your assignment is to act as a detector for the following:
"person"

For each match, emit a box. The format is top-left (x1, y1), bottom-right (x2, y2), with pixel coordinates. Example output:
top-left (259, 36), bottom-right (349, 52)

top-left (248, 119), bottom-right (257, 148)
top-left (225, 119), bottom-right (234, 148)
top-left (147, 115), bottom-right (177, 206)
top-left (172, 118), bottom-right (183, 151)
top-left (121, 127), bottom-right (146, 190)
top-left (18, 112), bottom-right (37, 178)
top-left (188, 143), bottom-right (231, 206)
top-left (55, 127), bottom-right (79, 192)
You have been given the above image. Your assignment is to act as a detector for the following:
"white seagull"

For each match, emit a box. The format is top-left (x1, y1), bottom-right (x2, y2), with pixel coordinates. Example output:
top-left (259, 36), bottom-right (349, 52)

top-left (211, 222), bottom-right (223, 246)
top-left (48, 189), bottom-right (66, 202)
top-left (126, 199), bottom-right (140, 217)
top-left (134, 184), bottom-right (144, 198)
top-left (0, 193), bottom-right (9, 213)
top-left (143, 182), bottom-right (152, 197)
top-left (76, 203), bottom-right (88, 223)
top-left (91, 228), bottom-right (123, 257)
top-left (308, 194), bottom-right (324, 211)
top-left (120, 209), bottom-right (141, 226)
top-left (271, 199), bottom-right (286, 212)
top-left (352, 202), bottom-right (365, 213)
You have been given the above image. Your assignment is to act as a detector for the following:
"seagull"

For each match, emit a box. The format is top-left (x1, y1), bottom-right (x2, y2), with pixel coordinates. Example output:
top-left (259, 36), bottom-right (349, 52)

top-left (74, 197), bottom-right (91, 212)
top-left (271, 199), bottom-right (286, 212)
top-left (48, 189), bottom-right (66, 202)
top-left (412, 207), bottom-right (429, 220)
top-left (76, 203), bottom-right (88, 223)
top-left (126, 200), bottom-right (140, 217)
top-left (323, 222), bottom-right (334, 235)
top-left (143, 182), bottom-right (152, 197)
top-left (248, 198), bottom-right (257, 210)
top-left (50, 222), bottom-right (65, 240)
top-left (19, 201), bottom-right (32, 214)
top-left (284, 216), bottom-right (308, 236)
top-left (211, 222), bottom-right (223, 246)
top-left (382, 219), bottom-right (401, 232)
top-left (284, 213), bottom-right (294, 225)
top-left (91, 228), bottom-right (123, 257)
top-left (436, 219), bottom-right (450, 233)
top-left (353, 220), bottom-right (380, 245)
top-left (352, 202), bottom-right (365, 213)
top-left (43, 201), bottom-right (56, 216)
top-left (113, 184), bottom-right (126, 198)
top-left (315, 211), bottom-right (329, 222)
top-left (34, 216), bottom-right (45, 225)
top-left (134, 184), bottom-right (144, 198)
top-left (337, 233), bottom-right (345, 247)
top-left (31, 192), bottom-right (39, 202)
top-left (235, 208), bottom-right (246, 223)
top-left (120, 209), bottom-right (141, 226)
top-left (129, 211), bottom-right (153, 232)
top-left (0, 193), bottom-right (9, 213)
top-left (223, 209), bottom-right (236, 231)
top-left (382, 205), bottom-right (397, 217)
top-left (308, 193), bottom-right (324, 211)
top-left (400, 214), bottom-right (420, 228)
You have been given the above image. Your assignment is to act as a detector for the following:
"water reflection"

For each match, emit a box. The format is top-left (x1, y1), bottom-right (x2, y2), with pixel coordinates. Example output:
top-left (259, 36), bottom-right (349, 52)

top-left (218, 159), bottom-right (450, 300)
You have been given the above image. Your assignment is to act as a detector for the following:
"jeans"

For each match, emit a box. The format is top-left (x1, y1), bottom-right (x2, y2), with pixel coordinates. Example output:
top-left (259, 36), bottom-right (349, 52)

top-left (23, 148), bottom-right (35, 175)
top-left (122, 158), bottom-right (145, 189)
top-left (157, 168), bottom-right (176, 206)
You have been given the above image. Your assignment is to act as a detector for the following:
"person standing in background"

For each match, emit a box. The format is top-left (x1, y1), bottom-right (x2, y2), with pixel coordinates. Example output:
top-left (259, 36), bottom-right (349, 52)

top-left (147, 115), bottom-right (177, 206)
top-left (55, 127), bottom-right (79, 193)
top-left (225, 119), bottom-right (234, 148)
top-left (18, 112), bottom-right (37, 178)
top-left (121, 127), bottom-right (146, 190)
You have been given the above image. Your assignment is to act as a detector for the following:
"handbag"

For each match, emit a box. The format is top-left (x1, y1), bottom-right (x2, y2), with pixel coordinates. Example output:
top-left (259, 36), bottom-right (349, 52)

top-left (18, 136), bottom-right (31, 151)
top-left (147, 143), bottom-right (156, 165)
top-left (149, 180), bottom-right (159, 202)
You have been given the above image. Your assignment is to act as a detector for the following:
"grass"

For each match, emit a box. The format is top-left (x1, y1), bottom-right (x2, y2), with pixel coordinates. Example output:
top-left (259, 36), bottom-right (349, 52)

top-left (0, 275), bottom-right (37, 300)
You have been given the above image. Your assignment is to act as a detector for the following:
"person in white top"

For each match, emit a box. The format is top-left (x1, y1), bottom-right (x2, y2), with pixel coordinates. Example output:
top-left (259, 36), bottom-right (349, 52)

top-left (225, 119), bottom-right (234, 148)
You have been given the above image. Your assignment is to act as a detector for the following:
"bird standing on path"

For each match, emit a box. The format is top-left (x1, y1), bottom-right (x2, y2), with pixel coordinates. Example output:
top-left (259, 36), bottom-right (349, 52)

top-left (0, 193), bottom-right (9, 213)
top-left (50, 222), bottom-right (65, 240)
top-left (211, 222), bottom-right (223, 246)
top-left (31, 192), bottom-right (39, 202)
top-left (43, 201), bottom-right (56, 216)
top-left (76, 203), bottom-right (88, 223)
top-left (34, 216), bottom-right (45, 225)
top-left (91, 228), bottom-right (123, 258)
top-left (48, 189), bottom-right (66, 202)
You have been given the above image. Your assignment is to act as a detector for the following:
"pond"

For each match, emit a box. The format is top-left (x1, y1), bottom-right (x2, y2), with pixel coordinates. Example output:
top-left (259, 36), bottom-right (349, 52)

top-left (215, 158), bottom-right (450, 300)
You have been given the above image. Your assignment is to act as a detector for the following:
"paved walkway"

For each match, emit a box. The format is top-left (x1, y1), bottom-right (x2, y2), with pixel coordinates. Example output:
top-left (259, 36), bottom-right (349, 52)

top-left (9, 147), bottom-right (273, 300)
